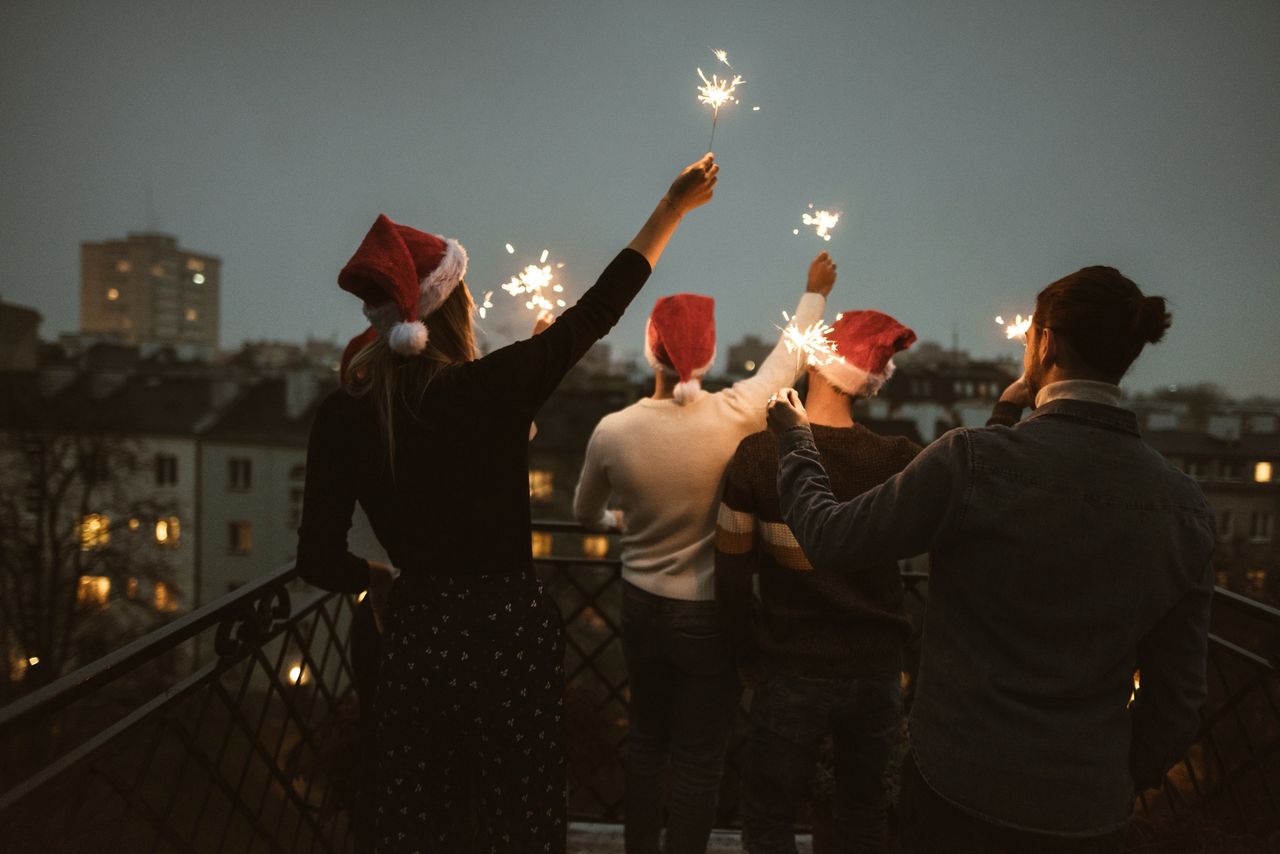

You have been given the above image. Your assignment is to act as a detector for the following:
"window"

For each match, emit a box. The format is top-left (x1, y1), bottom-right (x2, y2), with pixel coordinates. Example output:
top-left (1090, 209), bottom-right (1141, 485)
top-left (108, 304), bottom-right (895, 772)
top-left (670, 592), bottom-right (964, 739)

top-left (1257, 461), bottom-right (1274, 483)
top-left (153, 580), bottom-right (178, 612)
top-left (79, 514), bottom-right (111, 550)
top-left (149, 262), bottom-right (167, 278)
top-left (582, 535), bottom-right (610, 559)
top-left (1245, 569), bottom-right (1267, 597)
top-left (115, 259), bottom-right (132, 274)
top-left (186, 258), bottom-right (205, 272)
top-left (528, 470), bottom-right (553, 502)
top-left (229, 521), bottom-right (253, 554)
top-left (185, 308), bottom-right (198, 322)
top-left (154, 516), bottom-right (180, 547)
top-left (229, 458), bottom-right (252, 491)
top-left (1215, 570), bottom-right (1230, 589)
top-left (1218, 511), bottom-right (1234, 541)
top-left (1219, 461), bottom-right (1242, 482)
top-left (1250, 512), bottom-right (1274, 543)
top-left (77, 575), bottom-right (111, 610)
top-left (126, 577), bottom-right (140, 600)
top-left (106, 288), bottom-right (120, 301)
top-left (155, 454), bottom-right (178, 486)
top-left (531, 531), bottom-right (552, 558)
top-left (1184, 460), bottom-right (1207, 480)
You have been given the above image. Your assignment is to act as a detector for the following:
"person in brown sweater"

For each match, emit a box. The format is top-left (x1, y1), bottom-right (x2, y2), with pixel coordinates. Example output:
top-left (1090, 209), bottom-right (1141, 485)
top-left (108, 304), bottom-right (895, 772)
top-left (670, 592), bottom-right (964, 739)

top-left (715, 310), bottom-right (918, 854)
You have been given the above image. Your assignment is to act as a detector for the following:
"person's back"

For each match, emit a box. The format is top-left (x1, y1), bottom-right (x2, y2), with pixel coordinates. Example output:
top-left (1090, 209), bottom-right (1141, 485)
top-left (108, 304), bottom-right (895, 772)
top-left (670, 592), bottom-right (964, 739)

top-left (769, 265), bottom-right (1215, 852)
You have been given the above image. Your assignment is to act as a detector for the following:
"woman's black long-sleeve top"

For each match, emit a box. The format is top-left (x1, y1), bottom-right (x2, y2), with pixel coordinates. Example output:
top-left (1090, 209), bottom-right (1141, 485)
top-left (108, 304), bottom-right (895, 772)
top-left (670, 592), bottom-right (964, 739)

top-left (295, 249), bottom-right (652, 593)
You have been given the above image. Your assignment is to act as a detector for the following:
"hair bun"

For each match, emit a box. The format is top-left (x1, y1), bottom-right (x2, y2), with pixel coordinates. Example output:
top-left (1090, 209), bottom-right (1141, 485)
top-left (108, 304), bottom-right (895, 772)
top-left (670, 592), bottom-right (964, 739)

top-left (1134, 296), bottom-right (1171, 345)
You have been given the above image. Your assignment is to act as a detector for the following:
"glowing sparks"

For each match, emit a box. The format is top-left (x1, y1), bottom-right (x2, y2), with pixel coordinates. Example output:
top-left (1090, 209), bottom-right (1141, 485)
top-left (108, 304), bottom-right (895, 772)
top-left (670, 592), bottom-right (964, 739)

top-left (477, 290), bottom-right (495, 319)
top-left (711, 47), bottom-right (732, 68)
top-left (799, 204), bottom-right (840, 242)
top-left (995, 313), bottom-right (1032, 342)
top-left (777, 311), bottom-right (842, 368)
top-left (504, 243), bottom-right (515, 254)
top-left (501, 248), bottom-right (566, 314)
top-left (696, 64), bottom-right (745, 149)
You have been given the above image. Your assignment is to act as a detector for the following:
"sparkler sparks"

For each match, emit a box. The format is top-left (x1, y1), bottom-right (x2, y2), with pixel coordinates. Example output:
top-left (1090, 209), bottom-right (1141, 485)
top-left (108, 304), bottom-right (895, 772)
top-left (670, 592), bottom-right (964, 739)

top-left (798, 204), bottom-right (840, 241)
top-left (995, 314), bottom-right (1032, 343)
top-left (711, 48), bottom-right (732, 68)
top-left (500, 246), bottom-right (568, 314)
top-left (477, 290), bottom-right (495, 319)
top-left (777, 311), bottom-right (842, 367)
top-left (696, 65), bottom-right (745, 150)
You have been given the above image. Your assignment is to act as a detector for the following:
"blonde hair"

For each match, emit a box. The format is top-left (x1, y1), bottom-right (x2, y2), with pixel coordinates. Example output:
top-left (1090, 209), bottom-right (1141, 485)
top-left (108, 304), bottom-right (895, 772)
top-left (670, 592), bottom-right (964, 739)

top-left (345, 284), bottom-right (477, 472)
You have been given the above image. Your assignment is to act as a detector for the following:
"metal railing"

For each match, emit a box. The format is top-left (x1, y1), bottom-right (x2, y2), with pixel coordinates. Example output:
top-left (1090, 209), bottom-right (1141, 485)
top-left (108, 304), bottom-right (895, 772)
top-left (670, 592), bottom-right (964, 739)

top-left (1, 522), bottom-right (1276, 852)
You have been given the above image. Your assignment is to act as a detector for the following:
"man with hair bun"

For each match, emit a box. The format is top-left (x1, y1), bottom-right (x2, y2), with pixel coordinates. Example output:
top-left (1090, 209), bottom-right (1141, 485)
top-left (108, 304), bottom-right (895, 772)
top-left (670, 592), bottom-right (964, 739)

top-left (767, 266), bottom-right (1213, 853)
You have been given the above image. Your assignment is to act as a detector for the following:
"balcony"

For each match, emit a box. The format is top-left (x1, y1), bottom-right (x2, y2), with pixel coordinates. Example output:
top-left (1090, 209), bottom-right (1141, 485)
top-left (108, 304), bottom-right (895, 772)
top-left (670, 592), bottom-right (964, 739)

top-left (1, 522), bottom-right (1277, 852)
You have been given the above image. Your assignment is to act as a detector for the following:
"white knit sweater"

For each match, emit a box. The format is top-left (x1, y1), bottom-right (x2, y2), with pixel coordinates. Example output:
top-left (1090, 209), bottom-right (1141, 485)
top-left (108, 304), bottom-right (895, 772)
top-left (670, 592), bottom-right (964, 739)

top-left (572, 292), bottom-right (825, 601)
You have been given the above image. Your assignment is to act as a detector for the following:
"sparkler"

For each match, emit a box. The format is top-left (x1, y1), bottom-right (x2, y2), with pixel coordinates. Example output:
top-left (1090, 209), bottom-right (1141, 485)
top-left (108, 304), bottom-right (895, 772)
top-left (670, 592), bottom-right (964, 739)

top-left (994, 314), bottom-right (1032, 343)
top-left (500, 246), bottom-right (568, 314)
top-left (477, 290), bottom-right (495, 319)
top-left (711, 48), bottom-right (732, 68)
top-left (696, 65), bottom-right (744, 151)
top-left (798, 204), bottom-right (840, 242)
top-left (777, 311), bottom-right (842, 368)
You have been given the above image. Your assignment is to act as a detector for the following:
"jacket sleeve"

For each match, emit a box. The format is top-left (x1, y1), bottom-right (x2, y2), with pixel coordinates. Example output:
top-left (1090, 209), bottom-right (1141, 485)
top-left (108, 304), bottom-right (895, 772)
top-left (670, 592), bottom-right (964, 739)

top-left (776, 426), bottom-right (968, 570)
top-left (986, 400), bottom-right (1024, 428)
top-left (1129, 552), bottom-right (1214, 790)
top-left (572, 423), bottom-right (617, 531)
top-left (295, 396), bottom-right (370, 594)
top-left (469, 248), bottom-right (651, 416)
top-left (715, 439), bottom-right (761, 664)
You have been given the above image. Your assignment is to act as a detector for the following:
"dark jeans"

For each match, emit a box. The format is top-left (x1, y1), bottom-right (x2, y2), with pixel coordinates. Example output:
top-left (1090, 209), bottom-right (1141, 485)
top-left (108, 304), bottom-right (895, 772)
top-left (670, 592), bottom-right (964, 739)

top-left (899, 750), bottom-right (1126, 854)
top-left (621, 581), bottom-right (740, 854)
top-left (741, 673), bottom-right (901, 854)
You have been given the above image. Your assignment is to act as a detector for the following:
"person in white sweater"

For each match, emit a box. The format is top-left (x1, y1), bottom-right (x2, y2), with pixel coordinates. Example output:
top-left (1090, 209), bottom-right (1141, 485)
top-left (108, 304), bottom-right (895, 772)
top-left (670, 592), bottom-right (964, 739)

top-left (572, 253), bottom-right (835, 854)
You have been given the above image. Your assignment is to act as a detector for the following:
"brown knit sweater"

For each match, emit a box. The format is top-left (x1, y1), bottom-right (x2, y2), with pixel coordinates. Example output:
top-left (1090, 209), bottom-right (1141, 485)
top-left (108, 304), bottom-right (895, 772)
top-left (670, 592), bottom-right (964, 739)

top-left (715, 423), bottom-right (921, 678)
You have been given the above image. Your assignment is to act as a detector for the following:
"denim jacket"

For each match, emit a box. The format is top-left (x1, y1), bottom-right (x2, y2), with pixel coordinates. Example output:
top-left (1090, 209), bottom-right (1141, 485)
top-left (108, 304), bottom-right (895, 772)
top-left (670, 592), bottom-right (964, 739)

top-left (776, 398), bottom-right (1215, 835)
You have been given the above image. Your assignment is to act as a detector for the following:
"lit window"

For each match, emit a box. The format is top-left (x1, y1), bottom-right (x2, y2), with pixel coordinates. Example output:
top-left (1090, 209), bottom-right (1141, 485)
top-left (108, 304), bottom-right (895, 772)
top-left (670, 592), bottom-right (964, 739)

top-left (229, 458), bottom-right (252, 491)
top-left (229, 521), bottom-right (253, 554)
top-left (115, 259), bottom-right (132, 274)
top-left (192, 273), bottom-right (206, 285)
top-left (128, 517), bottom-right (140, 532)
top-left (529, 470), bottom-right (554, 502)
top-left (1214, 570), bottom-right (1229, 589)
top-left (155, 516), bottom-right (180, 547)
top-left (126, 577), bottom-right (139, 599)
top-left (185, 308), bottom-right (198, 322)
top-left (106, 288), bottom-right (120, 301)
top-left (531, 531), bottom-right (553, 558)
top-left (582, 535), bottom-right (610, 559)
top-left (186, 258), bottom-right (205, 272)
top-left (1257, 461), bottom-right (1274, 483)
top-left (1245, 569), bottom-right (1267, 597)
top-left (79, 514), bottom-right (111, 550)
top-left (744, 360), bottom-right (756, 372)
top-left (77, 575), bottom-right (111, 609)
top-left (153, 580), bottom-right (178, 612)
top-left (150, 263), bottom-right (166, 277)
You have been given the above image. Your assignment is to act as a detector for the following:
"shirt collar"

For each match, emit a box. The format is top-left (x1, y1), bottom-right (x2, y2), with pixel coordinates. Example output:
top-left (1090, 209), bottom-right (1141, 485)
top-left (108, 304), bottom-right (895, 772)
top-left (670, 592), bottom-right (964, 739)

top-left (1034, 379), bottom-right (1122, 409)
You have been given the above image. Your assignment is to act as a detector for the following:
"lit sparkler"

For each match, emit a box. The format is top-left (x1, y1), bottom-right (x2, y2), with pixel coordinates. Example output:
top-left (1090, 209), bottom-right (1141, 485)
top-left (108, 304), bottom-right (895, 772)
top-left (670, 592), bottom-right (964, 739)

top-left (777, 311), bottom-right (842, 368)
top-left (711, 48), bottom-right (732, 68)
top-left (500, 246), bottom-right (568, 314)
top-left (994, 314), bottom-right (1032, 343)
top-left (696, 65), bottom-right (744, 150)
top-left (799, 204), bottom-right (840, 242)
top-left (477, 290), bottom-right (495, 319)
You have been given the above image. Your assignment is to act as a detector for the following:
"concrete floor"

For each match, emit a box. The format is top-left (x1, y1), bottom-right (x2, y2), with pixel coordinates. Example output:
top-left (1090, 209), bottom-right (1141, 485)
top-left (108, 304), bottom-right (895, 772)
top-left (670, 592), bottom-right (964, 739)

top-left (567, 822), bottom-right (814, 853)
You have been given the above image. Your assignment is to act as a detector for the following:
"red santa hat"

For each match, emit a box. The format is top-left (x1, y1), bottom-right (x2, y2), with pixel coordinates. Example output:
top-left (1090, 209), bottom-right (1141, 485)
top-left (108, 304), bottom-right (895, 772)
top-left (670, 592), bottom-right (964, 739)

top-left (643, 294), bottom-right (716, 405)
top-left (816, 310), bottom-right (917, 397)
top-left (337, 214), bottom-right (468, 369)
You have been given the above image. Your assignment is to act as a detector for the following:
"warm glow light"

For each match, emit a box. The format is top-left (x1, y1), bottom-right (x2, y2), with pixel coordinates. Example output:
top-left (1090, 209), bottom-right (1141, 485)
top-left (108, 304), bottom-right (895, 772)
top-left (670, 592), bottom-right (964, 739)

top-left (995, 314), bottom-right (1032, 344)
top-left (154, 580), bottom-right (177, 612)
top-left (477, 290), bottom-right (495, 319)
top-left (531, 531), bottom-right (553, 558)
top-left (115, 260), bottom-right (131, 273)
top-left (1256, 461), bottom-right (1273, 483)
top-left (744, 360), bottom-right (756, 372)
top-left (582, 535), bottom-right (610, 559)
top-left (1128, 670), bottom-right (1140, 708)
top-left (777, 311), bottom-right (842, 368)
top-left (711, 47), bottom-right (732, 68)
top-left (106, 288), bottom-right (120, 301)
top-left (529, 470), bottom-right (554, 501)
top-left (502, 250), bottom-right (565, 315)
top-left (28, 656), bottom-right (40, 666)
top-left (77, 575), bottom-right (111, 609)
top-left (80, 514), bottom-right (111, 551)
top-left (185, 308), bottom-right (198, 322)
top-left (799, 205), bottom-right (840, 242)
top-left (695, 61), bottom-right (745, 149)
top-left (357, 590), bottom-right (368, 603)
top-left (288, 664), bottom-right (307, 685)
top-left (192, 273), bottom-right (205, 284)
top-left (128, 517), bottom-right (140, 532)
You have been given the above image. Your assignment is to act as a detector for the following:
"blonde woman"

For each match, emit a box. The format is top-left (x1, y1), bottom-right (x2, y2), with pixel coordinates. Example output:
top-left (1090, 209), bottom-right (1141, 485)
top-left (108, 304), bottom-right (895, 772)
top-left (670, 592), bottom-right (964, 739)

top-left (296, 155), bottom-right (718, 853)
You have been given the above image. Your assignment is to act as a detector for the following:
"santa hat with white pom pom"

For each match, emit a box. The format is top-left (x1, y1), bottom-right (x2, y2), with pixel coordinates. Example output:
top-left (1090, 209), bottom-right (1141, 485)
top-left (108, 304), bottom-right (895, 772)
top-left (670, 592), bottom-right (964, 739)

top-left (644, 294), bottom-right (716, 406)
top-left (815, 310), bottom-right (917, 397)
top-left (338, 213), bottom-right (468, 377)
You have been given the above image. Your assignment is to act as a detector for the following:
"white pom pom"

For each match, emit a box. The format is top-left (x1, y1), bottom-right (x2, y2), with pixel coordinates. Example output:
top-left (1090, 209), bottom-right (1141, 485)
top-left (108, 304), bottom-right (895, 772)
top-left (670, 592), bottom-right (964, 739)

top-left (388, 320), bottom-right (428, 356)
top-left (673, 378), bottom-right (702, 405)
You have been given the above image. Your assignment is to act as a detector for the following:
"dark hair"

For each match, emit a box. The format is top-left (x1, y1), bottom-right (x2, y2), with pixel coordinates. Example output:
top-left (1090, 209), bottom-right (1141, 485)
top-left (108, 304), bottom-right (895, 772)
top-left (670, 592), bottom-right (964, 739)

top-left (1034, 266), bottom-right (1170, 378)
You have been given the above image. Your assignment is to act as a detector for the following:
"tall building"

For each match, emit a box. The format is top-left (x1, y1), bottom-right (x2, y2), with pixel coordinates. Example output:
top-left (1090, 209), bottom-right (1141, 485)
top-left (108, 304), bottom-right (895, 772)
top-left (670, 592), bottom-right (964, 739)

top-left (80, 232), bottom-right (220, 359)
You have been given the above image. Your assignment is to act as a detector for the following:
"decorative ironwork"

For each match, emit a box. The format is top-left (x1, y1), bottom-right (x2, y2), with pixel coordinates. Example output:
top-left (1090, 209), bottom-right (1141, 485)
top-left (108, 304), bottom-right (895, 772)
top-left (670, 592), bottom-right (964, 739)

top-left (1, 522), bottom-right (1275, 852)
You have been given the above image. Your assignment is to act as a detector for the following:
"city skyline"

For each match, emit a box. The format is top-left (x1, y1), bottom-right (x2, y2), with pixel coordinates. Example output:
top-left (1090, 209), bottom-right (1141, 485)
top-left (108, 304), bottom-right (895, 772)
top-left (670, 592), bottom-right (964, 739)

top-left (2, 1), bottom-right (1278, 398)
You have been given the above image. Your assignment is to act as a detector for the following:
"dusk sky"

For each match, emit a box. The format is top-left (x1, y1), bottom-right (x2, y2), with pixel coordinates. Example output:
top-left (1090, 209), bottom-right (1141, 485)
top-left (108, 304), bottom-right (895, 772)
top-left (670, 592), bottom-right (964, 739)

top-left (2, 1), bottom-right (1277, 397)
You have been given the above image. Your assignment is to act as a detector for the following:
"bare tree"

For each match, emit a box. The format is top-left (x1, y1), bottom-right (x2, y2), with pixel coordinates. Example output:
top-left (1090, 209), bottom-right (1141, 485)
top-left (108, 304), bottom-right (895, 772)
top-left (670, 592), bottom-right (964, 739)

top-left (0, 427), bottom-right (177, 697)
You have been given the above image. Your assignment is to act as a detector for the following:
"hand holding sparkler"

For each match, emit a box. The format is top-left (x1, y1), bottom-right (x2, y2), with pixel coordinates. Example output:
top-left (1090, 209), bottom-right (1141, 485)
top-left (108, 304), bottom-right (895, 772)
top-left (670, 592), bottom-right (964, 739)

top-left (806, 252), bottom-right (837, 296)
top-left (767, 387), bottom-right (810, 436)
top-left (628, 154), bottom-right (720, 269)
